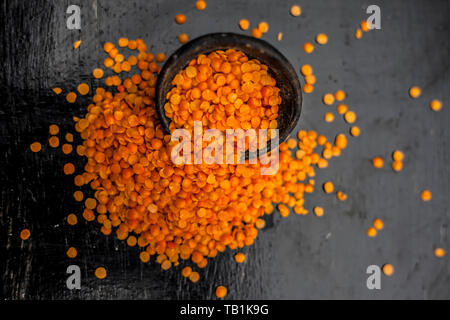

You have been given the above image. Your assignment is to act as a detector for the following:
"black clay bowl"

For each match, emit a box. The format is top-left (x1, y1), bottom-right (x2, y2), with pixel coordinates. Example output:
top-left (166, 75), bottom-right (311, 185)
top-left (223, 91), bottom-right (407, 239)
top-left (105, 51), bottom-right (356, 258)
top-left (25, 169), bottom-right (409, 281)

top-left (155, 32), bottom-right (302, 157)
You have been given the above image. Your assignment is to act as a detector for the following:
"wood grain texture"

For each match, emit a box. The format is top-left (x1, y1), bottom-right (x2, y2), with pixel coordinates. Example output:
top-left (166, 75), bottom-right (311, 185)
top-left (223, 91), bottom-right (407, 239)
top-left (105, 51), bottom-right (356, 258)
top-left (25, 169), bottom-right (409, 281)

top-left (1, 0), bottom-right (449, 299)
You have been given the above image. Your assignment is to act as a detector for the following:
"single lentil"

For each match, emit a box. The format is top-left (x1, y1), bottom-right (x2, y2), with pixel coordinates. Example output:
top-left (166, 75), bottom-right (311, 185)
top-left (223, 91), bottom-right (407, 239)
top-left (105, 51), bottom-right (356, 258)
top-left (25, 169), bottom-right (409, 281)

top-left (20, 229), bottom-right (31, 240)
top-left (67, 247), bottom-right (77, 258)
top-left (239, 19), bottom-right (250, 30)
top-left (216, 286), bottom-right (227, 298)
top-left (95, 267), bottom-right (107, 279)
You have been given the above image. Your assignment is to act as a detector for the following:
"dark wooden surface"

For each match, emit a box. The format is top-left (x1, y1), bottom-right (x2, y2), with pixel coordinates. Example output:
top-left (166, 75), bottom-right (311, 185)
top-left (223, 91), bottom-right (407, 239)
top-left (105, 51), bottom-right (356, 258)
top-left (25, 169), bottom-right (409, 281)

top-left (1, 0), bottom-right (449, 300)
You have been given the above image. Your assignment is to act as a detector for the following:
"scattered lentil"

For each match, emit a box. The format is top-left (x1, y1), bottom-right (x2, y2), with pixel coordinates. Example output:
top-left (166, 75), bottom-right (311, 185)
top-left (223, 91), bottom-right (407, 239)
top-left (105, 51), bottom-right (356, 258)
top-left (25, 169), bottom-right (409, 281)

top-left (73, 190), bottom-right (84, 202)
top-left (313, 206), bottom-right (324, 217)
top-left (315, 33), bottom-right (328, 45)
top-left (430, 100), bottom-right (442, 111)
top-left (324, 112), bottom-right (334, 122)
top-left (93, 68), bottom-right (104, 79)
top-left (409, 86), bottom-right (421, 99)
top-left (334, 90), bottom-right (346, 101)
top-left (62, 144), bottom-right (73, 154)
top-left (382, 264), bottom-right (394, 276)
top-left (67, 213), bottom-right (78, 226)
top-left (182, 266), bottom-right (192, 277)
top-left (48, 136), bottom-right (60, 148)
top-left (20, 229), bottom-right (31, 240)
top-left (258, 22), bottom-right (269, 33)
top-left (178, 33), bottom-right (189, 44)
top-left (175, 14), bottom-right (186, 24)
top-left (373, 219), bottom-right (384, 230)
top-left (392, 161), bottom-right (403, 172)
top-left (344, 110), bottom-right (356, 123)
top-left (367, 227), bottom-right (377, 238)
top-left (303, 42), bottom-right (314, 54)
top-left (95, 267), bottom-right (107, 279)
top-left (49, 124), bottom-right (60, 135)
top-left (216, 286), bottom-right (227, 298)
top-left (67, 247), bottom-right (77, 258)
top-left (251, 28), bottom-right (262, 38)
top-left (421, 190), bottom-right (432, 202)
top-left (196, 0), bottom-right (206, 10)
top-left (305, 74), bottom-right (316, 85)
top-left (239, 19), bottom-right (250, 30)
top-left (361, 21), bottom-right (370, 32)
top-left (140, 251), bottom-right (150, 263)
top-left (234, 252), bottom-right (246, 263)
top-left (65, 133), bottom-right (74, 142)
top-left (336, 191), bottom-right (347, 201)
top-left (77, 83), bottom-right (90, 96)
top-left (350, 126), bottom-right (360, 137)
top-left (323, 93), bottom-right (335, 105)
top-left (372, 157), bottom-right (384, 168)
top-left (66, 92), bottom-right (77, 103)
top-left (290, 5), bottom-right (301, 17)
top-left (189, 271), bottom-right (200, 283)
top-left (323, 181), bottom-right (334, 193)
top-left (301, 64), bottom-right (313, 76)
top-left (303, 83), bottom-right (314, 93)
top-left (336, 104), bottom-right (348, 114)
top-left (434, 248), bottom-right (446, 258)
top-left (156, 53), bottom-right (166, 62)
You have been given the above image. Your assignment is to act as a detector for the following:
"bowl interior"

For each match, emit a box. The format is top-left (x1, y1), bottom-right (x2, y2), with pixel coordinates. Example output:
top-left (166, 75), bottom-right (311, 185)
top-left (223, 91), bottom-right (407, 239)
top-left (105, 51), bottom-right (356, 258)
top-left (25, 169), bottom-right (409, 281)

top-left (155, 32), bottom-right (302, 157)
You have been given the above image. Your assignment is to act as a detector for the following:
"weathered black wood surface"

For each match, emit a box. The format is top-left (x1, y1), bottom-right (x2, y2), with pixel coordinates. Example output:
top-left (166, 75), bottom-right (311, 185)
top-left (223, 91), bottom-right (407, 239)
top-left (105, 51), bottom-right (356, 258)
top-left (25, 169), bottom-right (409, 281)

top-left (1, 0), bottom-right (449, 299)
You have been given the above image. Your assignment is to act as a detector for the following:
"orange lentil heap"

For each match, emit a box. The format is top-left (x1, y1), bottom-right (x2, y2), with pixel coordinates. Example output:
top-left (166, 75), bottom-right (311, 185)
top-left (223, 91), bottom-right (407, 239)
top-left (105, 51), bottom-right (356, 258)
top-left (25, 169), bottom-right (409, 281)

top-left (164, 49), bottom-right (280, 134)
top-left (72, 39), bottom-right (345, 275)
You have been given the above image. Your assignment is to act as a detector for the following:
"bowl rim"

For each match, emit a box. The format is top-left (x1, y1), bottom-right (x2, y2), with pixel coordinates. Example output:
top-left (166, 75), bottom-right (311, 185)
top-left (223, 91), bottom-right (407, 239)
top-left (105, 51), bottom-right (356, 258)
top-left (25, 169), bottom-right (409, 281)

top-left (155, 32), bottom-right (302, 156)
